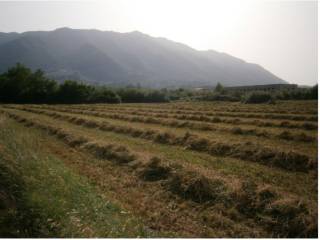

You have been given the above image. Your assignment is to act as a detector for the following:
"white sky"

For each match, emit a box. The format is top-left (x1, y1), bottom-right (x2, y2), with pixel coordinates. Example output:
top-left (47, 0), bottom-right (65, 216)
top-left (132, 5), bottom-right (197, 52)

top-left (0, 0), bottom-right (317, 85)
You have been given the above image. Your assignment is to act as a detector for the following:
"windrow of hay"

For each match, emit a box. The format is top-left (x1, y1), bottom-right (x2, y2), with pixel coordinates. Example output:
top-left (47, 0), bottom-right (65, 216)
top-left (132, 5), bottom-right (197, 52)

top-left (17, 105), bottom-right (316, 142)
top-left (2, 109), bottom-right (317, 237)
top-left (167, 171), bottom-right (228, 204)
top-left (75, 105), bottom-right (318, 122)
top-left (9, 106), bottom-right (315, 172)
top-left (75, 102), bottom-right (317, 115)
top-left (67, 104), bottom-right (318, 122)
top-left (136, 157), bottom-right (317, 237)
top-left (59, 105), bottom-right (318, 131)
top-left (68, 106), bottom-right (316, 131)
top-left (114, 101), bottom-right (316, 115)
top-left (263, 198), bottom-right (317, 237)
top-left (2, 110), bottom-right (137, 165)
top-left (124, 155), bottom-right (317, 237)
top-left (277, 131), bottom-right (315, 142)
top-left (138, 157), bottom-right (172, 181)
top-left (231, 181), bottom-right (317, 237)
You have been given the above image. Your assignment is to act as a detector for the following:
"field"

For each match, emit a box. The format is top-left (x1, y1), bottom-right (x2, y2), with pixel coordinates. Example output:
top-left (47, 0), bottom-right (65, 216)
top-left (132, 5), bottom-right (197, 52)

top-left (0, 100), bottom-right (318, 237)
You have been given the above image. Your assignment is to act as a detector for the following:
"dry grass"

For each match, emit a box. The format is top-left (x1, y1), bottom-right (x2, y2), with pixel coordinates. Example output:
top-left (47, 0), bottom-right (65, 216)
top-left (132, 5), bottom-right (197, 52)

top-left (13, 105), bottom-right (317, 144)
top-left (88, 105), bottom-right (318, 121)
top-left (6, 106), bottom-right (314, 172)
top-left (0, 100), bottom-right (317, 237)
top-left (22, 104), bottom-right (315, 130)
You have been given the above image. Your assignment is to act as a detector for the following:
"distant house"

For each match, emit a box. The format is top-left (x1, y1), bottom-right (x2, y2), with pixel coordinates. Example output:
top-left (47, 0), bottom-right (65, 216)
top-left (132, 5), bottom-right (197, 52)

top-left (225, 84), bottom-right (298, 92)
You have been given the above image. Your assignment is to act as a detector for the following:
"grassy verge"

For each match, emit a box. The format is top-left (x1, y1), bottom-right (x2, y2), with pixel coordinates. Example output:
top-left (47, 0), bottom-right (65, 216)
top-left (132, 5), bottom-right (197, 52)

top-left (0, 116), bottom-right (153, 237)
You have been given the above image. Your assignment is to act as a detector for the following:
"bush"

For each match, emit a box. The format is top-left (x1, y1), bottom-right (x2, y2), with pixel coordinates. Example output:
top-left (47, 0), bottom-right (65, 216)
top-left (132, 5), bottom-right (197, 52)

top-left (275, 85), bottom-right (318, 100)
top-left (200, 92), bottom-right (240, 102)
top-left (242, 91), bottom-right (274, 104)
top-left (116, 88), bottom-right (169, 103)
top-left (88, 87), bottom-right (121, 103)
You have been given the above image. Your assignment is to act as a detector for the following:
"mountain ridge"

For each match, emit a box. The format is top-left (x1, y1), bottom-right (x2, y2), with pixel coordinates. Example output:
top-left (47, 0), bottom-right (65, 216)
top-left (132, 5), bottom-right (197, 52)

top-left (0, 27), bottom-right (287, 88)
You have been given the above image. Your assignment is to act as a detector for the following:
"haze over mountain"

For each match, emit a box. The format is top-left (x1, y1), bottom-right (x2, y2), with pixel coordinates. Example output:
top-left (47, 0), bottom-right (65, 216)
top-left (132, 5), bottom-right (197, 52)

top-left (0, 28), bottom-right (287, 88)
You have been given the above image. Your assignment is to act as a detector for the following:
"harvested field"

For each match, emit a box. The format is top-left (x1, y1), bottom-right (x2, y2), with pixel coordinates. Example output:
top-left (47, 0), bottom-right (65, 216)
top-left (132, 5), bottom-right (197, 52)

top-left (0, 100), bottom-right (317, 237)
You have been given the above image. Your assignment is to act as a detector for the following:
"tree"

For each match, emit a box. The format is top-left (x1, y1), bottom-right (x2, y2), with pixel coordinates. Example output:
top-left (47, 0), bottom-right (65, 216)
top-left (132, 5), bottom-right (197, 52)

top-left (242, 91), bottom-right (274, 104)
top-left (56, 80), bottom-right (93, 103)
top-left (310, 84), bottom-right (318, 99)
top-left (214, 82), bottom-right (224, 93)
top-left (22, 69), bottom-right (58, 103)
top-left (0, 63), bottom-right (32, 103)
top-left (0, 64), bottom-right (170, 104)
top-left (89, 87), bottom-right (121, 103)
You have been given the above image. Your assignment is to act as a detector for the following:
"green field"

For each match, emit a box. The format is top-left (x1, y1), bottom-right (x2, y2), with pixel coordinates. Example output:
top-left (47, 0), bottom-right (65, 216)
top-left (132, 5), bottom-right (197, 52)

top-left (0, 100), bottom-right (317, 237)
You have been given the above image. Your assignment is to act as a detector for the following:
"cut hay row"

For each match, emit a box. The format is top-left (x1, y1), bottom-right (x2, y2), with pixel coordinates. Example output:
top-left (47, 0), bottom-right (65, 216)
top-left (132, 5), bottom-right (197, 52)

top-left (176, 106), bottom-right (318, 115)
top-left (95, 109), bottom-right (318, 130)
top-left (89, 101), bottom-right (317, 115)
top-left (111, 109), bottom-right (317, 131)
top-left (70, 105), bottom-right (318, 122)
top-left (162, 101), bottom-right (318, 115)
top-left (9, 106), bottom-right (316, 172)
top-left (26, 105), bottom-right (317, 141)
top-left (1, 109), bottom-right (317, 237)
top-left (39, 104), bottom-right (317, 131)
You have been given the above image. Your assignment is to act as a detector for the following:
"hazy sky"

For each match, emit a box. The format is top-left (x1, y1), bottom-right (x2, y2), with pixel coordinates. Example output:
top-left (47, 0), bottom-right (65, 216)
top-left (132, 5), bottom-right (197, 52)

top-left (0, 0), bottom-right (317, 85)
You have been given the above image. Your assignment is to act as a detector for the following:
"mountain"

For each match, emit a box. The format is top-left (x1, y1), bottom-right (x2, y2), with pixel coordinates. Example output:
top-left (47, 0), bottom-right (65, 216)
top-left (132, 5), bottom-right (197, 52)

top-left (0, 27), bottom-right (287, 88)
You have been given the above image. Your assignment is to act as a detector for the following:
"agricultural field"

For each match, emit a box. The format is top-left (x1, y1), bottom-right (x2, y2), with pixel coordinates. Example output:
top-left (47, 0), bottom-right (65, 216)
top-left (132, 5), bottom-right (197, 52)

top-left (0, 100), bottom-right (318, 237)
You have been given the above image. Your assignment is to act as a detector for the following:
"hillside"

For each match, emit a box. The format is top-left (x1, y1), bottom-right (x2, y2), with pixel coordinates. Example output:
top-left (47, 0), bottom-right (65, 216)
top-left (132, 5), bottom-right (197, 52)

top-left (0, 28), bottom-right (287, 88)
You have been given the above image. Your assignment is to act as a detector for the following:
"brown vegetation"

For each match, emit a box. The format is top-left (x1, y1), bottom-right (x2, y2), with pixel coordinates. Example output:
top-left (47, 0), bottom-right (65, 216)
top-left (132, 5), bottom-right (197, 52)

top-left (5, 106), bottom-right (315, 172)
top-left (0, 100), bottom-right (317, 238)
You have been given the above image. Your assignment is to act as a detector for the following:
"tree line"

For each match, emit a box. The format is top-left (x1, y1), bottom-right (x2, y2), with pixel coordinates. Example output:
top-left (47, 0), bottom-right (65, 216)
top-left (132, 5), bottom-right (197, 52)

top-left (0, 64), bottom-right (317, 104)
top-left (197, 82), bottom-right (318, 103)
top-left (0, 64), bottom-right (169, 104)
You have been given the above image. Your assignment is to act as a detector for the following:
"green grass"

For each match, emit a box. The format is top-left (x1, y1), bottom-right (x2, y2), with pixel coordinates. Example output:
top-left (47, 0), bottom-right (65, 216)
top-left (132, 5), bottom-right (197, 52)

top-left (0, 117), bottom-right (154, 237)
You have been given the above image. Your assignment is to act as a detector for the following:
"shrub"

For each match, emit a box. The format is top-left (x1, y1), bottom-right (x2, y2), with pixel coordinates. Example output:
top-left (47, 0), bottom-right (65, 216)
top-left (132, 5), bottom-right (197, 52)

top-left (201, 92), bottom-right (239, 102)
top-left (88, 87), bottom-right (121, 103)
top-left (242, 91), bottom-right (274, 104)
top-left (116, 88), bottom-right (169, 103)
